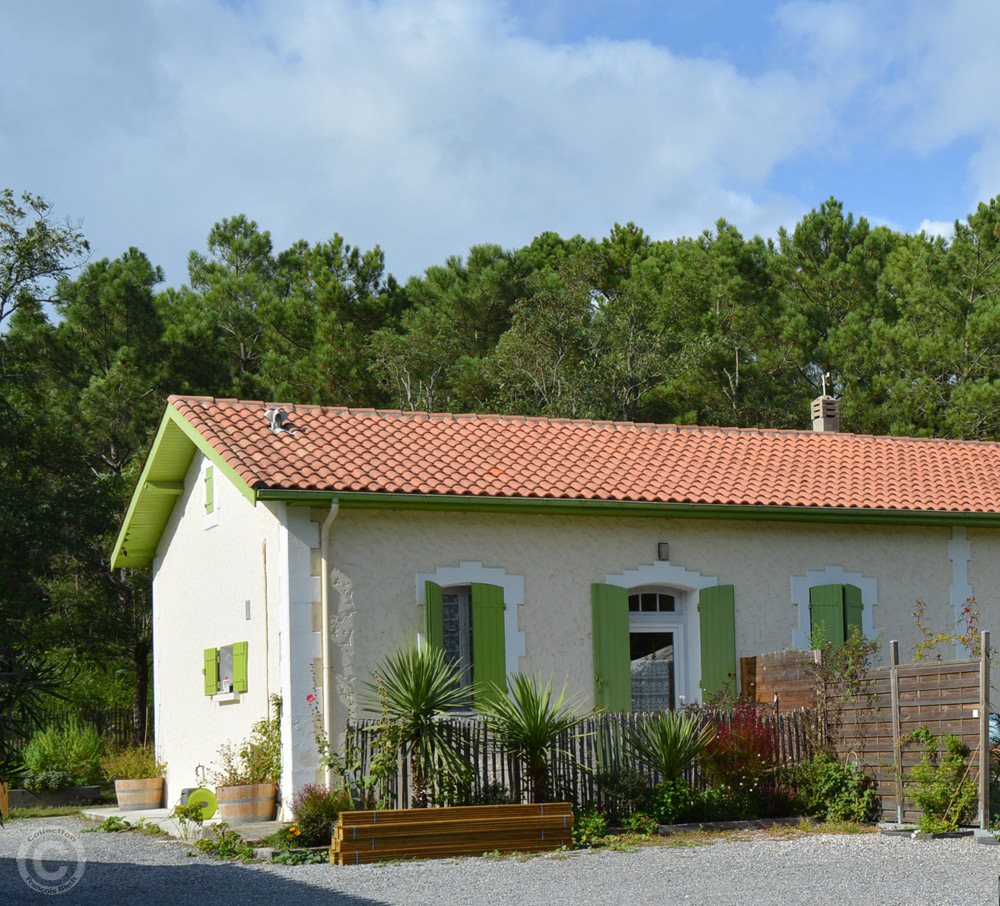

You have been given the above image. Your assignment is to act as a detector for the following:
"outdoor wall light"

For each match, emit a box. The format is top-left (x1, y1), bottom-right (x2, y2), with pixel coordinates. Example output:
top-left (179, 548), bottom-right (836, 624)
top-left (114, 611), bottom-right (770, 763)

top-left (657, 542), bottom-right (669, 561)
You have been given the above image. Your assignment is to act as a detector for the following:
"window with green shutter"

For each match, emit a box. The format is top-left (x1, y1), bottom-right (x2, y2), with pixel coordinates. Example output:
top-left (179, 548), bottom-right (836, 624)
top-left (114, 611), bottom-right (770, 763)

top-left (423, 581), bottom-right (506, 707)
top-left (591, 583), bottom-right (631, 711)
top-left (809, 584), bottom-right (863, 648)
top-left (698, 585), bottom-right (737, 700)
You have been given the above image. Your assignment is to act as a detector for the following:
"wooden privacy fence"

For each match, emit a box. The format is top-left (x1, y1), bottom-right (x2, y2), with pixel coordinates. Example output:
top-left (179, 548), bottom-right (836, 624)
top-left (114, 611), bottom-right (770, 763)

top-left (345, 708), bottom-right (813, 810)
top-left (742, 633), bottom-right (992, 828)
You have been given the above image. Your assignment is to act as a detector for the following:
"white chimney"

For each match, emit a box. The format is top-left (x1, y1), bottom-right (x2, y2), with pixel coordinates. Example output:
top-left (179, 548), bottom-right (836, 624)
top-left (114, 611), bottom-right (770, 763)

top-left (811, 395), bottom-right (840, 432)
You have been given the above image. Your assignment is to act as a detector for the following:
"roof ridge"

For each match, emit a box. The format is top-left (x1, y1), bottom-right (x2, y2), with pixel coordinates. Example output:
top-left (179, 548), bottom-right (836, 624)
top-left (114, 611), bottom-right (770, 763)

top-left (165, 395), bottom-right (1000, 448)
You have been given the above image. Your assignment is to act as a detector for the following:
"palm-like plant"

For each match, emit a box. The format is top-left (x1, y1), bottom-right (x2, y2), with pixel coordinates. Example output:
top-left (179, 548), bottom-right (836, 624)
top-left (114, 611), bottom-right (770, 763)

top-left (626, 710), bottom-right (716, 783)
top-left (363, 644), bottom-right (471, 807)
top-left (480, 673), bottom-right (589, 803)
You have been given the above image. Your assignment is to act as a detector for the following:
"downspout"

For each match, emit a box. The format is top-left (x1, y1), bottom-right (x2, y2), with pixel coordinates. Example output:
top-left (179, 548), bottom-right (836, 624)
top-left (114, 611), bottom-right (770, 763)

top-left (320, 499), bottom-right (340, 787)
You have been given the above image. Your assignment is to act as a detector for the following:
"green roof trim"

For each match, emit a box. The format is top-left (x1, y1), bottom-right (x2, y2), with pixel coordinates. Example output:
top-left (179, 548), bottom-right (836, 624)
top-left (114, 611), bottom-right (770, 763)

top-left (110, 404), bottom-right (257, 569)
top-left (254, 488), bottom-right (1000, 526)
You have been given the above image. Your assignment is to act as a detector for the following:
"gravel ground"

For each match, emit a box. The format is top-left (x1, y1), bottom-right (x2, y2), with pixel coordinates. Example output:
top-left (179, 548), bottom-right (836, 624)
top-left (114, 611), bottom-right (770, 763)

top-left (3, 817), bottom-right (1000, 906)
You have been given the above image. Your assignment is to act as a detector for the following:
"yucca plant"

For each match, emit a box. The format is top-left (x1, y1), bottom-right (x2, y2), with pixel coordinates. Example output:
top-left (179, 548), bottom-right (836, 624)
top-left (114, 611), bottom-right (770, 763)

top-left (363, 645), bottom-right (471, 807)
top-left (627, 710), bottom-right (716, 783)
top-left (480, 673), bottom-right (589, 803)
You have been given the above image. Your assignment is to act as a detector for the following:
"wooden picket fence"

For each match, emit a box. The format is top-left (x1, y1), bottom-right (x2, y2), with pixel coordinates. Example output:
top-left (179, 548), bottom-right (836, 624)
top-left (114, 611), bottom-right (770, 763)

top-left (345, 708), bottom-right (814, 810)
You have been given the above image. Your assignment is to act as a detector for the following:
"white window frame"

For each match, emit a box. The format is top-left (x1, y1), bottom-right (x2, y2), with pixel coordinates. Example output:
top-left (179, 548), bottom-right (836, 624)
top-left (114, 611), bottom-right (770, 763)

top-left (415, 561), bottom-right (526, 676)
top-left (790, 566), bottom-right (877, 649)
top-left (604, 562), bottom-right (719, 706)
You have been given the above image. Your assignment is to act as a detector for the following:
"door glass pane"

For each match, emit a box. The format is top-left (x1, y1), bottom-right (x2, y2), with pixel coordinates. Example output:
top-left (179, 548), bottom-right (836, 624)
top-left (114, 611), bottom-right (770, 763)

top-left (630, 632), bottom-right (674, 712)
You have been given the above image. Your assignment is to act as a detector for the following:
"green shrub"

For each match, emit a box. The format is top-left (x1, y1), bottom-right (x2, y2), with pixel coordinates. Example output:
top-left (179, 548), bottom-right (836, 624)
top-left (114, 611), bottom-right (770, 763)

top-left (100, 746), bottom-right (165, 781)
top-left (211, 695), bottom-right (282, 786)
top-left (646, 778), bottom-right (698, 825)
top-left (907, 726), bottom-right (977, 833)
top-left (21, 769), bottom-right (72, 793)
top-left (21, 718), bottom-right (103, 787)
top-left (595, 768), bottom-right (651, 825)
top-left (195, 823), bottom-right (255, 862)
top-left (622, 812), bottom-right (658, 835)
top-left (291, 784), bottom-right (353, 846)
top-left (572, 805), bottom-right (609, 845)
top-left (790, 751), bottom-right (879, 823)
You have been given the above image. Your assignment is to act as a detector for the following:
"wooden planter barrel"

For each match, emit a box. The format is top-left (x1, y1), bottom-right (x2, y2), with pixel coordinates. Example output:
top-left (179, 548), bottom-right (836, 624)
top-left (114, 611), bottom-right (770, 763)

top-left (114, 778), bottom-right (165, 811)
top-left (215, 783), bottom-right (276, 824)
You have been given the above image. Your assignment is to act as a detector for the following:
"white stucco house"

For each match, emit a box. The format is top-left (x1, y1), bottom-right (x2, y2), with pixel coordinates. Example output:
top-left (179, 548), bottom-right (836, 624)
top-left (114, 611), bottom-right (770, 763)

top-left (112, 395), bottom-right (1000, 813)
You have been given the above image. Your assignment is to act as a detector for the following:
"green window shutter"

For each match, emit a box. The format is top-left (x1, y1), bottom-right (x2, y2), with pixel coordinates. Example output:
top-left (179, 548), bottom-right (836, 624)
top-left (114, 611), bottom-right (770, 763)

top-left (204, 465), bottom-right (214, 515)
top-left (425, 581), bottom-right (444, 649)
top-left (591, 583), bottom-right (631, 712)
top-left (471, 583), bottom-right (506, 708)
top-left (809, 584), bottom-right (846, 648)
top-left (698, 585), bottom-right (737, 700)
top-left (233, 641), bottom-right (248, 693)
top-left (203, 647), bottom-right (218, 695)
top-left (843, 584), bottom-right (863, 640)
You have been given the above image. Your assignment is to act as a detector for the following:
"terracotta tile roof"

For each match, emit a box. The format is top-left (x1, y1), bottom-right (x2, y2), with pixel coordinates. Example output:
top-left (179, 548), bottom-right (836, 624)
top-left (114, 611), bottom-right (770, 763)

top-left (168, 395), bottom-right (1000, 514)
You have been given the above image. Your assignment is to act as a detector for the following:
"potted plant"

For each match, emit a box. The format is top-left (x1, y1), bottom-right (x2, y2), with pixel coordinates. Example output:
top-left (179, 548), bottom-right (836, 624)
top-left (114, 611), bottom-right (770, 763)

top-left (100, 746), bottom-right (167, 810)
top-left (210, 695), bottom-right (282, 824)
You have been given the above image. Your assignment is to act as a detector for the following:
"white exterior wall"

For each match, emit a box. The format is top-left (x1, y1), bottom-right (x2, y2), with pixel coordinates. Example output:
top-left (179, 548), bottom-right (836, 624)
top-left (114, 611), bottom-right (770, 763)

top-left (320, 508), bottom-right (958, 720)
top-left (157, 470), bottom-right (999, 807)
top-left (152, 454), bottom-right (323, 816)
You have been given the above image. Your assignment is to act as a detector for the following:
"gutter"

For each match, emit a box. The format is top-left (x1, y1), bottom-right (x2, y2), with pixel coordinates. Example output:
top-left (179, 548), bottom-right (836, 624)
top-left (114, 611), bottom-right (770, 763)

top-left (253, 488), bottom-right (1000, 528)
top-left (319, 499), bottom-right (340, 788)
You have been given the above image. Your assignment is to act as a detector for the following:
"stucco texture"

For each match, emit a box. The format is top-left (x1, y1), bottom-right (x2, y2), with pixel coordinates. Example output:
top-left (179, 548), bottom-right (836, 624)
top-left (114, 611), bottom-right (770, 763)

top-left (153, 454), bottom-right (287, 808)
top-left (155, 470), bottom-right (985, 810)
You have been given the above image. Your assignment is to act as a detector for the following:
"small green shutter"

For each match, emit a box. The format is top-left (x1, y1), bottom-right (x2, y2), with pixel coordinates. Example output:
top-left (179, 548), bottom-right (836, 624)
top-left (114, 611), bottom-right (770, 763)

top-left (591, 583), bottom-right (631, 711)
top-left (843, 584), bottom-right (863, 639)
top-left (471, 583), bottom-right (506, 707)
top-left (699, 585), bottom-right (737, 700)
top-left (203, 647), bottom-right (218, 695)
top-left (204, 466), bottom-right (214, 515)
top-left (809, 584), bottom-right (846, 648)
top-left (425, 581), bottom-right (444, 649)
top-left (233, 641), bottom-right (248, 693)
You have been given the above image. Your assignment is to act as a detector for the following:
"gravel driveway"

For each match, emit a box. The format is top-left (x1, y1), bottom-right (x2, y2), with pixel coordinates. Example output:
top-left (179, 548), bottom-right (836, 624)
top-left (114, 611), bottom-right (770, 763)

top-left (3, 817), bottom-right (1000, 905)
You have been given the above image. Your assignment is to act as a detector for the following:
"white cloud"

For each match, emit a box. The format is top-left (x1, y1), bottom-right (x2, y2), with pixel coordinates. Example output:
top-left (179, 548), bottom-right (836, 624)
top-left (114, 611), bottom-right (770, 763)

top-left (0, 0), bottom-right (837, 284)
top-left (918, 219), bottom-right (955, 239)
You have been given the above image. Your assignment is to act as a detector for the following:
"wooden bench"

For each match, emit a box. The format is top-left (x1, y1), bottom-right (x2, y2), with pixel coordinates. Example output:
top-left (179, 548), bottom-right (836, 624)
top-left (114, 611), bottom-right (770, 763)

top-left (330, 802), bottom-right (574, 865)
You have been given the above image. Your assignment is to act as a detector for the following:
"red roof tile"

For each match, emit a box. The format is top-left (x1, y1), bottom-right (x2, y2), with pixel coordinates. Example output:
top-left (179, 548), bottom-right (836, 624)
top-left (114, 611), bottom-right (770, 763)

top-left (168, 395), bottom-right (1000, 514)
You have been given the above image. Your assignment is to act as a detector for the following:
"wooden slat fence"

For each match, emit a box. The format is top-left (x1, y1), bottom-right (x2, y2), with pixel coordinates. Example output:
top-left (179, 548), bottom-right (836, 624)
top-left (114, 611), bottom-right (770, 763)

top-left (345, 709), bottom-right (814, 811)
top-left (741, 637), bottom-right (990, 827)
top-left (4, 703), bottom-right (152, 755)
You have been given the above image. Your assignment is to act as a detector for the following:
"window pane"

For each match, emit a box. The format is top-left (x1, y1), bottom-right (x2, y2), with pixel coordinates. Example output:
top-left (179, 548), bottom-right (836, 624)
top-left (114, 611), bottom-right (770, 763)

top-left (659, 594), bottom-right (675, 612)
top-left (628, 594), bottom-right (639, 612)
top-left (640, 593), bottom-right (658, 612)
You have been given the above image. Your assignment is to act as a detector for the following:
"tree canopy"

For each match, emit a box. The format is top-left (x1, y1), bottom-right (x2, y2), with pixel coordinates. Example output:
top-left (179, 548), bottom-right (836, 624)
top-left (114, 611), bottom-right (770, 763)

top-left (4, 188), bottom-right (1000, 740)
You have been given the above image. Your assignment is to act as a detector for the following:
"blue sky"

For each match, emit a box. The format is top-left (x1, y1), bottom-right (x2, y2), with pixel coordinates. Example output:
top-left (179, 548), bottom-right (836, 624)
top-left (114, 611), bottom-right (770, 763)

top-left (2, 0), bottom-right (997, 286)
